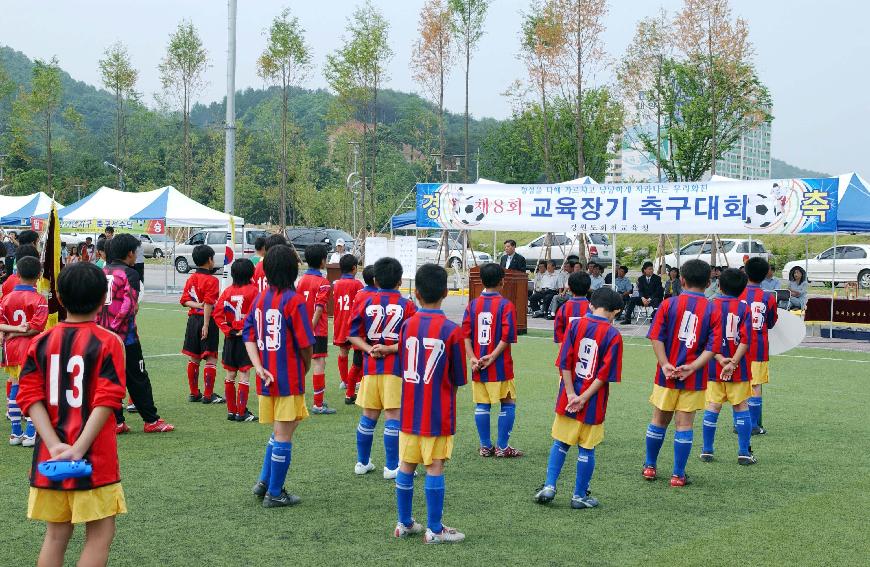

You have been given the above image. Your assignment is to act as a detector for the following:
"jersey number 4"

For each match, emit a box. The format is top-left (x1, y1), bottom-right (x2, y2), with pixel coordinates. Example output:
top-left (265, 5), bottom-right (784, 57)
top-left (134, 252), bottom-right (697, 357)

top-left (366, 304), bottom-right (404, 340)
top-left (403, 336), bottom-right (445, 384)
top-left (476, 312), bottom-right (493, 345)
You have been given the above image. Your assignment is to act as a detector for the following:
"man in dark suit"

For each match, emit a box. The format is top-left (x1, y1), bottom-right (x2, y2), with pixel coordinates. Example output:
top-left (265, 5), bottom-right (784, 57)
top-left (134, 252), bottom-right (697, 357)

top-left (620, 261), bottom-right (664, 324)
top-left (499, 239), bottom-right (527, 271)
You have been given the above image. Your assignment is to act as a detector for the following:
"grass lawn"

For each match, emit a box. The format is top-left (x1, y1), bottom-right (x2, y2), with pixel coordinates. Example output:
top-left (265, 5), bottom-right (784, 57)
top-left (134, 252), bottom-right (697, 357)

top-left (2, 303), bottom-right (869, 566)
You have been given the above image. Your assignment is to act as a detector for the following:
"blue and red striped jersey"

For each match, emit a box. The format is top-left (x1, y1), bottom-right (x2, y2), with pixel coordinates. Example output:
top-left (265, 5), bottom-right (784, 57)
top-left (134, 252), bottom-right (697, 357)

top-left (647, 291), bottom-right (721, 391)
top-left (555, 315), bottom-right (622, 424)
top-left (708, 295), bottom-right (753, 383)
top-left (461, 292), bottom-right (517, 383)
top-left (296, 269), bottom-right (332, 338)
top-left (348, 289), bottom-right (417, 377)
top-left (242, 287), bottom-right (315, 397)
top-left (739, 284), bottom-right (778, 362)
top-left (553, 296), bottom-right (591, 344)
top-left (398, 309), bottom-right (467, 436)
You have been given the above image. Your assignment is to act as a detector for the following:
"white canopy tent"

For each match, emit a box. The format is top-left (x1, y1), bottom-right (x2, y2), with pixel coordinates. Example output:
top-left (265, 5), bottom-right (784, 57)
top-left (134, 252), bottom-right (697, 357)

top-left (0, 193), bottom-right (63, 226)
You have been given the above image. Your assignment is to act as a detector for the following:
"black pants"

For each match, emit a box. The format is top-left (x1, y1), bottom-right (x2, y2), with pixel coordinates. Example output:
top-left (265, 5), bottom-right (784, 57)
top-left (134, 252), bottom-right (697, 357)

top-left (622, 297), bottom-right (661, 322)
top-left (116, 341), bottom-right (160, 424)
top-left (135, 262), bottom-right (145, 284)
top-left (530, 290), bottom-right (557, 313)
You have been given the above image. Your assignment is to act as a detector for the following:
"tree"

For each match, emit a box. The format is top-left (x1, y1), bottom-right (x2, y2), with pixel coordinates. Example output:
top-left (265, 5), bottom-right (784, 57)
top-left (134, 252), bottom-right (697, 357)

top-left (0, 61), bottom-right (13, 102)
top-left (159, 21), bottom-right (209, 195)
top-left (411, 0), bottom-right (453, 176)
top-left (258, 8), bottom-right (312, 230)
top-left (99, 42), bottom-right (138, 187)
top-left (28, 58), bottom-right (63, 192)
top-left (553, 0), bottom-right (608, 177)
top-left (448, 0), bottom-right (489, 181)
top-left (324, 1), bottom-right (393, 240)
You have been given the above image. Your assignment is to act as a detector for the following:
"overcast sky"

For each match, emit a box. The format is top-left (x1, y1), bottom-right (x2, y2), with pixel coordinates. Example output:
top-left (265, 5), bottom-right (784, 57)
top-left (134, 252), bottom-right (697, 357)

top-left (3, 0), bottom-right (868, 175)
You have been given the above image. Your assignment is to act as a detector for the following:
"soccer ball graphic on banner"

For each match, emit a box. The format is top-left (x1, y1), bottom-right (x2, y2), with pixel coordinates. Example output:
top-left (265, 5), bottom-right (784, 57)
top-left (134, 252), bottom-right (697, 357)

top-left (451, 187), bottom-right (486, 226)
top-left (744, 192), bottom-right (783, 229)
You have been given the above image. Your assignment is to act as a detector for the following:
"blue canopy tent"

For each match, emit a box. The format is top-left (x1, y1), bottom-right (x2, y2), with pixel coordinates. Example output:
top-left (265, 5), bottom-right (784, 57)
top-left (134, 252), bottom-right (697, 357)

top-left (0, 193), bottom-right (61, 226)
top-left (836, 173), bottom-right (870, 233)
top-left (390, 211), bottom-right (416, 231)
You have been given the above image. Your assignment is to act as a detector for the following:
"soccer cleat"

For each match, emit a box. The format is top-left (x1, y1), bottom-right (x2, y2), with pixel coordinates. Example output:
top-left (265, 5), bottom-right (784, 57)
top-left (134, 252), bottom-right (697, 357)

top-left (424, 526), bottom-right (465, 544)
top-left (495, 446), bottom-right (524, 458)
top-left (311, 404), bottom-right (337, 415)
top-left (9, 433), bottom-right (23, 446)
top-left (143, 419), bottom-right (175, 433)
top-left (22, 434), bottom-right (36, 447)
top-left (252, 481), bottom-right (267, 499)
top-left (534, 485), bottom-right (556, 504)
top-left (227, 413), bottom-right (237, 421)
top-left (354, 461), bottom-right (375, 475)
top-left (188, 393), bottom-right (203, 402)
top-left (394, 520), bottom-right (425, 538)
top-left (236, 410), bottom-right (258, 422)
top-left (738, 454), bottom-right (758, 466)
top-left (752, 426), bottom-right (767, 436)
top-left (383, 467), bottom-right (399, 480)
top-left (344, 396), bottom-right (356, 405)
top-left (116, 422), bottom-right (131, 435)
top-left (126, 403), bottom-right (138, 413)
top-left (699, 452), bottom-right (714, 462)
top-left (339, 382), bottom-right (347, 390)
top-left (262, 489), bottom-right (301, 508)
top-left (478, 445), bottom-right (495, 457)
top-left (202, 394), bottom-right (226, 405)
top-left (642, 465), bottom-right (657, 480)
top-left (570, 495), bottom-right (600, 509)
top-left (670, 474), bottom-right (692, 487)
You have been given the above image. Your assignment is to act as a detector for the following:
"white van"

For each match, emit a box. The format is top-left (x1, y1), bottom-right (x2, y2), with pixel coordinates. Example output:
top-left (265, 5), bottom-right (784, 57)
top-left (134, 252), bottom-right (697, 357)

top-left (174, 228), bottom-right (267, 273)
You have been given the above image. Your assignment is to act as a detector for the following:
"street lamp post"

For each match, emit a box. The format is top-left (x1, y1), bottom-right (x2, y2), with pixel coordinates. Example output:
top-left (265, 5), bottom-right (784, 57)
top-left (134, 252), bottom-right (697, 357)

top-left (103, 161), bottom-right (125, 190)
top-left (346, 142), bottom-right (361, 240)
top-left (431, 153), bottom-right (464, 183)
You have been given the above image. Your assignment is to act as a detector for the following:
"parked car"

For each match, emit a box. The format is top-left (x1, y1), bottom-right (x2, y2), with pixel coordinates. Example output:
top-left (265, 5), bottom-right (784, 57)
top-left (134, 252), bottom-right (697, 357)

top-left (138, 233), bottom-right (174, 258)
top-left (174, 228), bottom-right (267, 273)
top-left (417, 237), bottom-right (491, 269)
top-left (514, 233), bottom-right (613, 269)
top-left (783, 245), bottom-right (870, 289)
top-left (285, 227), bottom-right (356, 257)
top-left (655, 238), bottom-right (770, 272)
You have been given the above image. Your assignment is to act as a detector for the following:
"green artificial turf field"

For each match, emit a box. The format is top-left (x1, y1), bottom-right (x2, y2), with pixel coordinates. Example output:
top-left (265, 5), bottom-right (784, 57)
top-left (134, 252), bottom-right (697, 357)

top-left (2, 303), bottom-right (869, 566)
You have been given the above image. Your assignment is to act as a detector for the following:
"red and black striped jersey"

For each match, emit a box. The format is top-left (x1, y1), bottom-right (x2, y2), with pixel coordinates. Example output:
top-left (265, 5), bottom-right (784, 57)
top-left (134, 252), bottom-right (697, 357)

top-left (0, 285), bottom-right (49, 366)
top-left (180, 269), bottom-right (219, 316)
top-left (296, 269), bottom-right (332, 337)
top-left (708, 295), bottom-right (753, 383)
top-left (739, 284), bottom-right (778, 362)
top-left (553, 296), bottom-right (591, 344)
top-left (242, 287), bottom-right (314, 396)
top-left (16, 322), bottom-right (126, 490)
top-left (213, 283), bottom-right (259, 335)
top-left (647, 291), bottom-right (721, 391)
top-left (399, 309), bottom-right (467, 436)
top-left (1, 273), bottom-right (19, 297)
top-left (253, 262), bottom-right (268, 293)
top-left (556, 315), bottom-right (622, 424)
top-left (349, 289), bottom-right (417, 377)
top-left (461, 292), bottom-right (517, 382)
top-left (332, 275), bottom-right (364, 345)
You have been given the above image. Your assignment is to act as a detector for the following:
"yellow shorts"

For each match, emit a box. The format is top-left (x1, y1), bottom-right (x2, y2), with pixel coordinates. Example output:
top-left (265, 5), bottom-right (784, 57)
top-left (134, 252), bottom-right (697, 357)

top-left (28, 484), bottom-right (126, 524)
top-left (551, 414), bottom-right (605, 449)
top-left (750, 361), bottom-right (769, 385)
top-left (472, 380), bottom-right (517, 404)
top-left (706, 381), bottom-right (752, 405)
top-left (398, 432), bottom-right (454, 466)
top-left (258, 395), bottom-right (309, 424)
top-left (355, 374), bottom-right (402, 410)
top-left (5, 365), bottom-right (21, 380)
top-left (649, 384), bottom-right (706, 413)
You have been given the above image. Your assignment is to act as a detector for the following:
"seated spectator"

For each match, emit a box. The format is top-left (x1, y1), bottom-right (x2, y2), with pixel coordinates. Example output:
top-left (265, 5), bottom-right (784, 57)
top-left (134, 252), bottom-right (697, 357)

top-left (782, 266), bottom-right (808, 310)
top-left (588, 262), bottom-right (604, 291)
top-left (705, 265), bottom-right (722, 298)
top-left (530, 260), bottom-right (559, 317)
top-left (619, 261), bottom-right (663, 324)
top-left (664, 266), bottom-right (682, 298)
top-left (760, 264), bottom-right (780, 291)
top-left (528, 261), bottom-right (547, 301)
top-left (613, 266), bottom-right (633, 301)
top-left (546, 261), bottom-right (576, 319)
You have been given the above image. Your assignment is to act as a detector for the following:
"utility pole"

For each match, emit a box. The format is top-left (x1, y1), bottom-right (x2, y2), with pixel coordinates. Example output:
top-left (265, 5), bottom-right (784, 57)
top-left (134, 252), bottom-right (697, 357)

top-left (224, 0), bottom-right (237, 215)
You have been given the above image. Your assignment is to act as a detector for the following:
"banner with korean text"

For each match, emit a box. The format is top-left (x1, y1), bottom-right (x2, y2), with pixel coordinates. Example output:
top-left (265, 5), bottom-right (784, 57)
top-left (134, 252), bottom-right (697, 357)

top-left (416, 178), bottom-right (839, 234)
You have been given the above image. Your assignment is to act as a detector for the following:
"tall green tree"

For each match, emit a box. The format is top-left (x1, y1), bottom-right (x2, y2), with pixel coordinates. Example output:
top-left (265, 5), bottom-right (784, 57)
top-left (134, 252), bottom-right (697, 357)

top-left (28, 58), bottom-right (63, 192)
top-left (448, 0), bottom-right (489, 181)
top-left (258, 8), bottom-right (312, 230)
top-left (159, 21), bottom-right (209, 195)
top-left (99, 42), bottom-right (138, 188)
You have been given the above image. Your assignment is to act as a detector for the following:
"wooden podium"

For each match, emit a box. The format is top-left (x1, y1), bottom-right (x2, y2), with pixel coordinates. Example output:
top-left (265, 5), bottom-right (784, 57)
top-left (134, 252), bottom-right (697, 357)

top-left (469, 266), bottom-right (529, 335)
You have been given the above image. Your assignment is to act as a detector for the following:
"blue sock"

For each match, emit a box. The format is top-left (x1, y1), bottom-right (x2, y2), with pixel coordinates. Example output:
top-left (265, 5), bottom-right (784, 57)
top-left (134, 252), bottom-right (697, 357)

top-left (644, 424), bottom-right (667, 467)
top-left (497, 403), bottom-right (516, 450)
top-left (268, 441), bottom-right (292, 497)
top-left (24, 418), bottom-right (34, 438)
top-left (574, 447), bottom-right (596, 498)
top-left (545, 440), bottom-right (570, 488)
top-left (356, 415), bottom-right (377, 465)
top-left (384, 419), bottom-right (400, 471)
top-left (748, 396), bottom-right (762, 429)
top-left (702, 410), bottom-right (720, 454)
top-left (734, 410), bottom-right (752, 456)
top-left (474, 403), bottom-right (492, 448)
top-left (395, 470), bottom-right (414, 527)
top-left (673, 430), bottom-right (693, 478)
top-left (9, 383), bottom-right (22, 437)
top-left (424, 474), bottom-right (445, 533)
top-left (258, 434), bottom-right (274, 484)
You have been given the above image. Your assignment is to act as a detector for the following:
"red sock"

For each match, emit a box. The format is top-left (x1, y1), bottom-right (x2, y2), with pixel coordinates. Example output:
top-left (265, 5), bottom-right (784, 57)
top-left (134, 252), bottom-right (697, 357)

top-left (313, 373), bottom-right (326, 407)
top-left (224, 379), bottom-right (237, 414)
top-left (337, 355), bottom-right (349, 386)
top-left (237, 382), bottom-right (250, 413)
top-left (187, 361), bottom-right (200, 395)
top-left (6, 379), bottom-right (11, 399)
top-left (347, 364), bottom-right (362, 398)
top-left (203, 363), bottom-right (217, 398)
